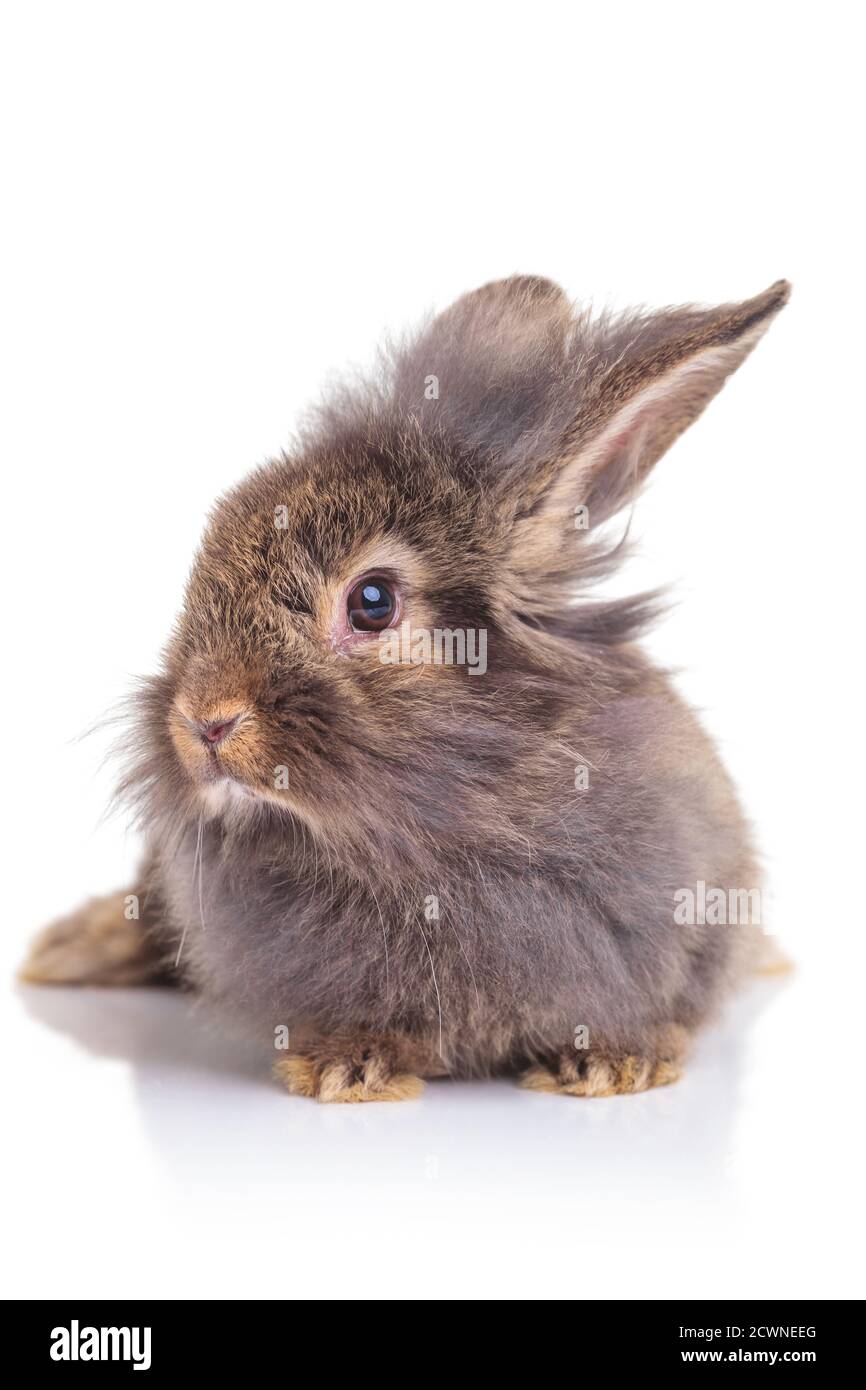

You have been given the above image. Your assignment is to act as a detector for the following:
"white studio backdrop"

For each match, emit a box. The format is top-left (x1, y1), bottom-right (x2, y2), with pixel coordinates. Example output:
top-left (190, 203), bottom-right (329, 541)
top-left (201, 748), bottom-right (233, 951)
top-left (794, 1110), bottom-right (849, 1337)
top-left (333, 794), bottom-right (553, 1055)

top-left (0, 1), bottom-right (862, 1300)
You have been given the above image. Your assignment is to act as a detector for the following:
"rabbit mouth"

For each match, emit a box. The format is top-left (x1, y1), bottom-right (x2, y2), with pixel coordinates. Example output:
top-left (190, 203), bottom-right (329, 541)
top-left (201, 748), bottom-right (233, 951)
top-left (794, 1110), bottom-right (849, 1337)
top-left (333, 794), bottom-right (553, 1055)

top-left (199, 774), bottom-right (259, 815)
top-left (189, 748), bottom-right (269, 804)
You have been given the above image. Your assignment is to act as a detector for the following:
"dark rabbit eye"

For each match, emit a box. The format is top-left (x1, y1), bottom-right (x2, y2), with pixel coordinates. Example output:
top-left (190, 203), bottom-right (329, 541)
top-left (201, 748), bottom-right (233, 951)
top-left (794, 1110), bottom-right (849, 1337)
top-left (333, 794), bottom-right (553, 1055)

top-left (347, 576), bottom-right (397, 632)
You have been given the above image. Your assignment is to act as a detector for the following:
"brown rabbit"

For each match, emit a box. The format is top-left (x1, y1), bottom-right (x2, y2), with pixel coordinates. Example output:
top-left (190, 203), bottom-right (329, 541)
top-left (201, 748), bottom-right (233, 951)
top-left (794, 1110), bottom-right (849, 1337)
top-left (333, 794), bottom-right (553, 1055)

top-left (22, 275), bottom-right (789, 1101)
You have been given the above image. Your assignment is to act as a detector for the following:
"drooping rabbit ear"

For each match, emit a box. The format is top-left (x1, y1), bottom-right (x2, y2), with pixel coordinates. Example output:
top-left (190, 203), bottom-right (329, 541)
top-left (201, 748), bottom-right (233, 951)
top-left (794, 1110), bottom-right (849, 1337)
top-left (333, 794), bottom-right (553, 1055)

top-left (500, 279), bottom-right (790, 590)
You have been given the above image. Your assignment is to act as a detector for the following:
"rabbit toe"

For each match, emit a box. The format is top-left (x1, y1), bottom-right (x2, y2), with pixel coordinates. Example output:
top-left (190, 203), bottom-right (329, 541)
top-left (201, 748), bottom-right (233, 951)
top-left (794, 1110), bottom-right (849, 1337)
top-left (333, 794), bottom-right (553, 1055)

top-left (274, 1046), bottom-right (424, 1103)
top-left (520, 1027), bottom-right (688, 1098)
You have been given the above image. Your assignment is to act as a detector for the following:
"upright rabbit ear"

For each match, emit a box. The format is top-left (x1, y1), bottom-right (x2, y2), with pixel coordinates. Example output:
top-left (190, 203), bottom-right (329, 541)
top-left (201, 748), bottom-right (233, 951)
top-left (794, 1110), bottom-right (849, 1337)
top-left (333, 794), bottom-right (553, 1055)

top-left (497, 279), bottom-right (791, 597)
top-left (393, 275), bottom-right (573, 457)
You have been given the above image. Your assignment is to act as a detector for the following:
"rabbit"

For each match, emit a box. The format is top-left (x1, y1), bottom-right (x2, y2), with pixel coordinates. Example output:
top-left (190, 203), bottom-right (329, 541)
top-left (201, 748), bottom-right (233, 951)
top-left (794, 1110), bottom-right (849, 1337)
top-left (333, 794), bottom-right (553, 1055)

top-left (21, 275), bottom-right (790, 1101)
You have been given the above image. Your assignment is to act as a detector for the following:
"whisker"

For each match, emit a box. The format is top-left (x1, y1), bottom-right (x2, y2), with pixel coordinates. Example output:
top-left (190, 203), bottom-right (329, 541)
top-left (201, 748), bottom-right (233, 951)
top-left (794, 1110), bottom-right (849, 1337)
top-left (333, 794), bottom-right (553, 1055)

top-left (369, 879), bottom-right (390, 993)
top-left (445, 914), bottom-right (480, 1012)
top-left (177, 811), bottom-right (205, 967)
top-left (415, 912), bottom-right (444, 1063)
top-left (196, 811), bottom-right (206, 931)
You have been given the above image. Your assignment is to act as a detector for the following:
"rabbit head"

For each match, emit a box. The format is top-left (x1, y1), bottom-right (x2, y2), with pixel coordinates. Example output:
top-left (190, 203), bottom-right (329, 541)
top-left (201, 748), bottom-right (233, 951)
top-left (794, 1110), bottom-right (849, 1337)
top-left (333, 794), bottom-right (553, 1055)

top-left (128, 276), bottom-right (788, 878)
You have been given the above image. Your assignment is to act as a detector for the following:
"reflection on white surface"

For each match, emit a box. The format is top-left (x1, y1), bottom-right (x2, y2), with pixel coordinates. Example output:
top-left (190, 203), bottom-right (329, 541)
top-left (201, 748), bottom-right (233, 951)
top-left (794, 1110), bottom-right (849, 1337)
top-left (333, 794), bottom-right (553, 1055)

top-left (17, 982), bottom-right (755, 1200)
top-left (8, 966), bottom-right (856, 1300)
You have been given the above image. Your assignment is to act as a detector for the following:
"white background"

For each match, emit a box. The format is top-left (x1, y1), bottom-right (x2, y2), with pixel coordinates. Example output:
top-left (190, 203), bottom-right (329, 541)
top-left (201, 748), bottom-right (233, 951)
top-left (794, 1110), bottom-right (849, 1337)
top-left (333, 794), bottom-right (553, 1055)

top-left (1, 2), bottom-right (863, 1300)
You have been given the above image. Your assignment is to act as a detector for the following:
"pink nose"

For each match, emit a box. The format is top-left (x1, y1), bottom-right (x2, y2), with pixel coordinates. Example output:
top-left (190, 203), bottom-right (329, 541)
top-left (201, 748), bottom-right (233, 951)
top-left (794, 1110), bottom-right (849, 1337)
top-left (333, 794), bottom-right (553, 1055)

top-left (199, 716), bottom-right (239, 747)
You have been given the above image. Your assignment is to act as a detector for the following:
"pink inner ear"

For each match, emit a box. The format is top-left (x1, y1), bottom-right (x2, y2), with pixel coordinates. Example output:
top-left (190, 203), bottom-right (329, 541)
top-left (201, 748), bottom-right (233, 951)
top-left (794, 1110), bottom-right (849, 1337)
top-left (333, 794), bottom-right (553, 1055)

top-left (556, 339), bottom-right (748, 521)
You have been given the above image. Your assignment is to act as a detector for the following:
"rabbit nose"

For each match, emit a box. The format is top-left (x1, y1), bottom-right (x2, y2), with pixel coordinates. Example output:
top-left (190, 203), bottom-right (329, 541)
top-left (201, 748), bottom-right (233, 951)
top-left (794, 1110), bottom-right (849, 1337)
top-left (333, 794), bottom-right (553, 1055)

top-left (198, 716), bottom-right (240, 747)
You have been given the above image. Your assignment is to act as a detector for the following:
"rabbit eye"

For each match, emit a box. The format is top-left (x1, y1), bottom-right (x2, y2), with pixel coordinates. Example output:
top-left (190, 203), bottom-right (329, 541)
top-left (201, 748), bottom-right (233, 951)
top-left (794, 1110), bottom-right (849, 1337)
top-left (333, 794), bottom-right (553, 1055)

top-left (347, 576), bottom-right (397, 632)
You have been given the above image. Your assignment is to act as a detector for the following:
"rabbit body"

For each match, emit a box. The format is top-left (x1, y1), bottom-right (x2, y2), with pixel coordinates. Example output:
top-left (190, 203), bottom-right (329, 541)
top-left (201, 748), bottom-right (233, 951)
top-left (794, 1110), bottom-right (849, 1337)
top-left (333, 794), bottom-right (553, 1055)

top-left (25, 275), bottom-right (788, 1099)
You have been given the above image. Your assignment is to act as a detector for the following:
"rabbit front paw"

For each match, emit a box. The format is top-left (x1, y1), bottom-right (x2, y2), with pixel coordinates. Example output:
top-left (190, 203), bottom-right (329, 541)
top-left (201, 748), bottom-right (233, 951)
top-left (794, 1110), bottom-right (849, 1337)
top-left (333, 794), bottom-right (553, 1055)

top-left (274, 1040), bottom-right (424, 1103)
top-left (520, 1025), bottom-right (688, 1098)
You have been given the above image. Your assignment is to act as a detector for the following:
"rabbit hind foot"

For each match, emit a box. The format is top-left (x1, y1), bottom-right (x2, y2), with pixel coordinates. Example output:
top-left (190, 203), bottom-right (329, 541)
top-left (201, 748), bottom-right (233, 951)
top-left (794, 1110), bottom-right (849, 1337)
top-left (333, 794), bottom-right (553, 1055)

top-left (19, 890), bottom-right (168, 987)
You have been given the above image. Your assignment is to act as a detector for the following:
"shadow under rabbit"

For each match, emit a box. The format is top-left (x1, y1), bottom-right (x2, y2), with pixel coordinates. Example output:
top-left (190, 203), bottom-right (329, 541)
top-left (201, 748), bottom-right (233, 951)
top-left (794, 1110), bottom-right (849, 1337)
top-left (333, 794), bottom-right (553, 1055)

top-left (16, 976), bottom-right (789, 1204)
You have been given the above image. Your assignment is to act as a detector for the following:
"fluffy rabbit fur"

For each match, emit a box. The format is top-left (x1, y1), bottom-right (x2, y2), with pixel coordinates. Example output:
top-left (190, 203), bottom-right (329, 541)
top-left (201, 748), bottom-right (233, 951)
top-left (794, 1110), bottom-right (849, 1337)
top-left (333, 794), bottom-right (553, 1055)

top-left (23, 275), bottom-right (789, 1101)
